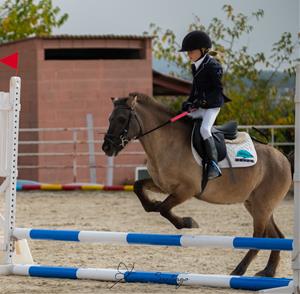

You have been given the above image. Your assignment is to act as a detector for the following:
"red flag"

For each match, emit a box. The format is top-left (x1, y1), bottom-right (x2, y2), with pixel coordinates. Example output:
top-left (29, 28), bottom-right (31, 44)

top-left (0, 52), bottom-right (18, 69)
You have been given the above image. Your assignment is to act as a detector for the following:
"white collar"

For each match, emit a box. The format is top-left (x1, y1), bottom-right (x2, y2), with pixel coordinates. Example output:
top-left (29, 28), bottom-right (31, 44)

top-left (193, 54), bottom-right (207, 70)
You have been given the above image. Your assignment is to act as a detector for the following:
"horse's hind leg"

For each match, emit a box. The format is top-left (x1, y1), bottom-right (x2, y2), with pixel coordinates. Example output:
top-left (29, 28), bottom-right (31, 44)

top-left (230, 234), bottom-right (264, 275)
top-left (231, 200), bottom-right (269, 276)
top-left (255, 215), bottom-right (284, 277)
top-left (133, 179), bottom-right (163, 212)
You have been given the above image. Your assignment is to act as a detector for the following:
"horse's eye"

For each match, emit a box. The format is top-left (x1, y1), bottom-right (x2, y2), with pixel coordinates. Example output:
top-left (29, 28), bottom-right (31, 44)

top-left (117, 117), bottom-right (126, 124)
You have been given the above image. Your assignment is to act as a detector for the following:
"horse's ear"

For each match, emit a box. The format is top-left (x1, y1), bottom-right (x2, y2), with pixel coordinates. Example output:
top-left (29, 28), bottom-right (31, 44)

top-left (132, 96), bottom-right (138, 109)
top-left (128, 95), bottom-right (138, 109)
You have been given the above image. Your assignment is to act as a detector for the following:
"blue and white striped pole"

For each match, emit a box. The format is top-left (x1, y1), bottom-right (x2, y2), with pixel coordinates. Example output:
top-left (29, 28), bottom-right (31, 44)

top-left (13, 228), bottom-right (293, 251)
top-left (12, 264), bottom-right (292, 291)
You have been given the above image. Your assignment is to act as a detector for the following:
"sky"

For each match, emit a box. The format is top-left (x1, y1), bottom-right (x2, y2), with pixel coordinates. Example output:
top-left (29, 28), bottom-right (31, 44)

top-left (51, 0), bottom-right (299, 65)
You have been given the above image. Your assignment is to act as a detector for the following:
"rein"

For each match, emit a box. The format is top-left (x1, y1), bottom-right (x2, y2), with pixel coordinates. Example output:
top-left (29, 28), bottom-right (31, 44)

top-left (105, 105), bottom-right (189, 148)
top-left (136, 111), bottom-right (189, 139)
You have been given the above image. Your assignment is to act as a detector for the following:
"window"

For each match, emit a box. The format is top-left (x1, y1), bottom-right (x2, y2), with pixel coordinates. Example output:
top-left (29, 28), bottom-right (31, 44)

top-left (44, 48), bottom-right (143, 60)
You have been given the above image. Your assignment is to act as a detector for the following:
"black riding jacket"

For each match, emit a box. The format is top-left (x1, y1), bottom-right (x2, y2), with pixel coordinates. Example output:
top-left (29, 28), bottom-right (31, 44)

top-left (186, 54), bottom-right (230, 109)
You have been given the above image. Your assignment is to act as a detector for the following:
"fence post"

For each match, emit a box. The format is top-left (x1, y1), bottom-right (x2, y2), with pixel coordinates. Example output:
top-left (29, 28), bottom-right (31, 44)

top-left (106, 157), bottom-right (114, 186)
top-left (72, 130), bottom-right (77, 183)
top-left (86, 114), bottom-right (97, 183)
top-left (271, 128), bottom-right (275, 147)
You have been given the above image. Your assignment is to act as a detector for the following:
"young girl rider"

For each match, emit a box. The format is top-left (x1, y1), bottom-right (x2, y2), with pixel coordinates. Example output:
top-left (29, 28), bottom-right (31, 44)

top-left (179, 30), bottom-right (230, 181)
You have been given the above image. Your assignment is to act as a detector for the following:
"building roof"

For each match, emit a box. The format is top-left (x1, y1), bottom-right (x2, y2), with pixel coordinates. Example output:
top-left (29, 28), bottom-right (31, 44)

top-left (0, 34), bottom-right (152, 46)
top-left (37, 34), bottom-right (153, 40)
top-left (153, 70), bottom-right (191, 96)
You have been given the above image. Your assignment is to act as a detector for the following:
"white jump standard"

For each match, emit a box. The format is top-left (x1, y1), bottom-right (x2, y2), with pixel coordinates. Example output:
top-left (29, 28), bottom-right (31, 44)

top-left (0, 76), bottom-right (296, 292)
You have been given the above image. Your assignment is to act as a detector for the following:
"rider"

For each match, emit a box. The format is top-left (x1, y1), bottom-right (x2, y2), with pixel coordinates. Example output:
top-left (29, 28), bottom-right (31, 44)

top-left (179, 30), bottom-right (230, 180)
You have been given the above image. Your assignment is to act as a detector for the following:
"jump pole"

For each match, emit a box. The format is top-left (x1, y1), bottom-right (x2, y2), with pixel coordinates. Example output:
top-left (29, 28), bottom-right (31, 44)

top-left (12, 228), bottom-right (293, 251)
top-left (11, 265), bottom-right (292, 291)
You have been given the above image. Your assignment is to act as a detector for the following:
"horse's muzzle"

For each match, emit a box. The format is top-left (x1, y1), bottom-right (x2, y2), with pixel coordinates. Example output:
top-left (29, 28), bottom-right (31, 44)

top-left (102, 140), bottom-right (115, 156)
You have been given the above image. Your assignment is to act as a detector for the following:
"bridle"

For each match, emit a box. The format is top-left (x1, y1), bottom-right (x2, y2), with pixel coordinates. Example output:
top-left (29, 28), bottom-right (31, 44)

top-left (104, 105), bottom-right (143, 149)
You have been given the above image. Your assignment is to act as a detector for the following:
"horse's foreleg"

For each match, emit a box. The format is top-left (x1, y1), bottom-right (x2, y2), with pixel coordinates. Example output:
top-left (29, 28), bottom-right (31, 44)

top-left (158, 193), bottom-right (199, 229)
top-left (133, 179), bottom-right (163, 212)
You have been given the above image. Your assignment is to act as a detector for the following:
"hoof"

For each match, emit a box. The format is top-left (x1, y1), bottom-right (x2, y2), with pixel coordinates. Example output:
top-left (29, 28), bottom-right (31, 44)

top-left (182, 217), bottom-right (199, 229)
top-left (230, 266), bottom-right (246, 276)
top-left (255, 269), bottom-right (275, 277)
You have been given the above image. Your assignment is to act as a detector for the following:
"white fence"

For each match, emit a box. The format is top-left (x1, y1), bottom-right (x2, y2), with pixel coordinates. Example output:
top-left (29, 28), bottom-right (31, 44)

top-left (239, 125), bottom-right (294, 147)
top-left (18, 125), bottom-right (294, 184)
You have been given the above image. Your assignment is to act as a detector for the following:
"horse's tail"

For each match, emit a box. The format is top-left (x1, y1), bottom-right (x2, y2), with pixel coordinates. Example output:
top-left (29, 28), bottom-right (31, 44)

top-left (287, 151), bottom-right (294, 177)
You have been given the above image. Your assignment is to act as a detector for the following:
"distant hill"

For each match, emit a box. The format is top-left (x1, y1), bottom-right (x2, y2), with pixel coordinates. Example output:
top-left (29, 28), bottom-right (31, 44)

top-left (153, 58), bottom-right (295, 90)
top-left (259, 71), bottom-right (295, 89)
top-left (152, 58), bottom-right (188, 77)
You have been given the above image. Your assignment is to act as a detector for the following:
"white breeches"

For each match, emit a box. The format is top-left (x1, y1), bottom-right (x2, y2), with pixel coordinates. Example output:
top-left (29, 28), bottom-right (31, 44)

top-left (188, 107), bottom-right (220, 140)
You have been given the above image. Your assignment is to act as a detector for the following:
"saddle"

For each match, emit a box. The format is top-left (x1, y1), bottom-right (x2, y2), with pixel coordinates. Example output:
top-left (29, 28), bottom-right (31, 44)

top-left (192, 120), bottom-right (238, 163)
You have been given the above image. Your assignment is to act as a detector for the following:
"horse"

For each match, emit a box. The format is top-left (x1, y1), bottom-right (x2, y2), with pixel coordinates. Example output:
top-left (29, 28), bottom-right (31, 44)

top-left (102, 92), bottom-right (292, 278)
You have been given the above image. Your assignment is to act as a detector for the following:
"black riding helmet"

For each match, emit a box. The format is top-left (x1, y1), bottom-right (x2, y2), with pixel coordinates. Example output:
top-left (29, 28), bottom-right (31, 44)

top-left (179, 31), bottom-right (212, 52)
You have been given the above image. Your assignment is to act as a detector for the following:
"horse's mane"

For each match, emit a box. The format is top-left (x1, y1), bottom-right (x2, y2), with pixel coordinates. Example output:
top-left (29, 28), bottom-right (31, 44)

top-left (113, 93), bottom-right (191, 127)
top-left (129, 92), bottom-right (177, 117)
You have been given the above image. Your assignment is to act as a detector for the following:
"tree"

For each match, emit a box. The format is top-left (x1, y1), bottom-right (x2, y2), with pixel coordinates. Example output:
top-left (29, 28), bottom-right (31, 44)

top-left (148, 4), bottom-right (298, 129)
top-left (0, 0), bottom-right (68, 43)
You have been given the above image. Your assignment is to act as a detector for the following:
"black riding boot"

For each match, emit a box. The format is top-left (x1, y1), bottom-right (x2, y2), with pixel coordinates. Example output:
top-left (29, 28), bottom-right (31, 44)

top-left (204, 136), bottom-right (222, 180)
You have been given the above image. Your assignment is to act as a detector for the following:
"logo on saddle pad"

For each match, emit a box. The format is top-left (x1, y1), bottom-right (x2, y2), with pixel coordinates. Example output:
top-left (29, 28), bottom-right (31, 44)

top-left (235, 150), bottom-right (255, 163)
top-left (191, 130), bottom-right (257, 169)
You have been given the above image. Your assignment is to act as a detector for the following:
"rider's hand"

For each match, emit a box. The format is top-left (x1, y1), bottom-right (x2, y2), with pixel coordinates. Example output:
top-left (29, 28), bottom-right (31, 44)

top-left (181, 101), bottom-right (193, 112)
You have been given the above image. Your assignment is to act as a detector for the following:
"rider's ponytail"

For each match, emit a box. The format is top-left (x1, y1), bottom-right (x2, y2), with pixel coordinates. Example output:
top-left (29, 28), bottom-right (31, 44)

top-left (208, 50), bottom-right (224, 63)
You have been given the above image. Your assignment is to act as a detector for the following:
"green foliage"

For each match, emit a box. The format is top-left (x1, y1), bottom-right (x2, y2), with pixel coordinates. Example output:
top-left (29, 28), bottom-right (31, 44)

top-left (0, 0), bottom-right (68, 42)
top-left (148, 4), bottom-right (298, 129)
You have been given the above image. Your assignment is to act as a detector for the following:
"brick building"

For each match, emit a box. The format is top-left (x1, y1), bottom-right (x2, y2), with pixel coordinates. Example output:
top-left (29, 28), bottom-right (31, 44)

top-left (0, 35), bottom-right (191, 184)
